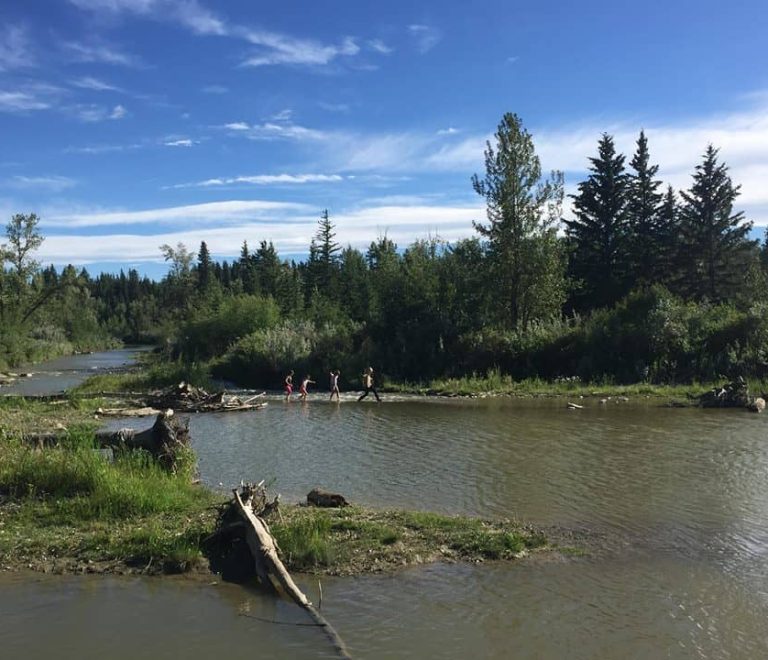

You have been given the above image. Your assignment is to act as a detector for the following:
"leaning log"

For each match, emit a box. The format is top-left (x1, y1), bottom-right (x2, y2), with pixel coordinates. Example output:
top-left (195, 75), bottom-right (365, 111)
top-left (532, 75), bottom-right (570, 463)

top-left (231, 486), bottom-right (352, 659)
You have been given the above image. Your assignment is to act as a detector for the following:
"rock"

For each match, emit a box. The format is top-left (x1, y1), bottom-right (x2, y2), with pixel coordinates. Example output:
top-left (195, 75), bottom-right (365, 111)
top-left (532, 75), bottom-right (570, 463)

top-left (307, 488), bottom-right (350, 508)
top-left (748, 397), bottom-right (765, 413)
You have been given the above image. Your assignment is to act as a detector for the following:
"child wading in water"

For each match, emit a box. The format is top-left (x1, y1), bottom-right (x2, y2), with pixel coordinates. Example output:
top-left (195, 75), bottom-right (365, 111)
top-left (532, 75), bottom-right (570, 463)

top-left (329, 369), bottom-right (341, 401)
top-left (284, 370), bottom-right (294, 401)
top-left (299, 375), bottom-right (315, 401)
top-left (357, 366), bottom-right (381, 402)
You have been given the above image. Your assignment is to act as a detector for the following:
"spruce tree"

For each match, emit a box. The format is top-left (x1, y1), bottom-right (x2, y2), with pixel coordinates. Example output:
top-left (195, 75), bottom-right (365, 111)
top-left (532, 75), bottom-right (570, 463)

top-left (658, 186), bottom-right (680, 289)
top-left (677, 145), bottom-right (755, 301)
top-left (312, 209), bottom-right (341, 292)
top-left (471, 112), bottom-right (566, 330)
top-left (627, 131), bottom-right (664, 285)
top-left (565, 133), bottom-right (630, 310)
top-left (196, 240), bottom-right (212, 291)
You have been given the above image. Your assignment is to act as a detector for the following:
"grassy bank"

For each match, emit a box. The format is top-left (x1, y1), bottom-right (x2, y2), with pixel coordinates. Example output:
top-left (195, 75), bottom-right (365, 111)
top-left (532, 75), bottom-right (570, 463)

top-left (0, 403), bottom-right (551, 576)
top-left (384, 368), bottom-right (768, 400)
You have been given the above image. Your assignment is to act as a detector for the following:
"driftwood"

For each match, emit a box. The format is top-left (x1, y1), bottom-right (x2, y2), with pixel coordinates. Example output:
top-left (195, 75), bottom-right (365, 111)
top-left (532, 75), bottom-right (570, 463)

top-left (700, 378), bottom-right (752, 409)
top-left (22, 410), bottom-right (191, 472)
top-left (307, 488), bottom-right (350, 508)
top-left (96, 406), bottom-right (161, 417)
top-left (231, 484), bottom-right (352, 659)
top-left (145, 382), bottom-right (267, 414)
top-left (566, 402), bottom-right (584, 410)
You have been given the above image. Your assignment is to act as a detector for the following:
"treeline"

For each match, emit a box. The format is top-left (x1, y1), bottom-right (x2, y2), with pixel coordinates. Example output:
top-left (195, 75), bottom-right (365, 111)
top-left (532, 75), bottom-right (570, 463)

top-left (2, 112), bottom-right (767, 384)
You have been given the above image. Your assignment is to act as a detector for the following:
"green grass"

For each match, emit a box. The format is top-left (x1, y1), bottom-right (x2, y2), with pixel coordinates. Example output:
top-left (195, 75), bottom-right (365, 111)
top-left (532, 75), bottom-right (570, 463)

top-left (270, 506), bottom-right (548, 575)
top-left (385, 368), bottom-right (768, 400)
top-left (0, 430), bottom-right (221, 572)
top-left (74, 358), bottom-right (212, 394)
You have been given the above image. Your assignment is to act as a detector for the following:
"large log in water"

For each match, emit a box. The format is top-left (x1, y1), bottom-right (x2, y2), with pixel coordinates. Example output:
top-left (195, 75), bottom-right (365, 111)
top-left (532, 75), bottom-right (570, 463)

top-left (231, 485), bottom-right (352, 659)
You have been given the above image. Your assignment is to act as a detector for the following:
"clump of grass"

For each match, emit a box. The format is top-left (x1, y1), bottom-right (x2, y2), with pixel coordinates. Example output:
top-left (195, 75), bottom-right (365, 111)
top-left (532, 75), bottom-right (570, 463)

top-left (272, 513), bottom-right (333, 570)
top-left (75, 358), bottom-right (212, 394)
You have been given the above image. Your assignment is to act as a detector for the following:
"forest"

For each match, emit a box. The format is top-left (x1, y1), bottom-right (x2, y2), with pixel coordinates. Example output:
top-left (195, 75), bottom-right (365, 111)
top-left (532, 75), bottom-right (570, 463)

top-left (2, 113), bottom-right (767, 388)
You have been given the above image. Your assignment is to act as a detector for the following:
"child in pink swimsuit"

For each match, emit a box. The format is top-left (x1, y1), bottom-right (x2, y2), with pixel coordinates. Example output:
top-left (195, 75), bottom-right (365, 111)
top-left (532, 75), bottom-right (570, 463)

top-left (299, 375), bottom-right (315, 401)
top-left (284, 370), bottom-right (294, 401)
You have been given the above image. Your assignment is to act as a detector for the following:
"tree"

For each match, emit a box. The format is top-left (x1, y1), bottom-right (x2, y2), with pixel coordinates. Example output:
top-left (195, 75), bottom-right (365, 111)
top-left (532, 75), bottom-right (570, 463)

top-left (2, 213), bottom-right (44, 308)
top-left (626, 131), bottom-right (665, 285)
top-left (565, 133), bottom-right (630, 310)
top-left (676, 145), bottom-right (756, 301)
top-left (159, 242), bottom-right (196, 309)
top-left (196, 241), bottom-right (212, 291)
top-left (472, 112), bottom-right (566, 329)
top-left (310, 210), bottom-right (341, 294)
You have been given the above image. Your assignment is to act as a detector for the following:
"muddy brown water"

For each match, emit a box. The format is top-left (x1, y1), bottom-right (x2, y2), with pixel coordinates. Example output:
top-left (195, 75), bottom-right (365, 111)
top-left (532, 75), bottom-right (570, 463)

top-left (3, 363), bottom-right (768, 658)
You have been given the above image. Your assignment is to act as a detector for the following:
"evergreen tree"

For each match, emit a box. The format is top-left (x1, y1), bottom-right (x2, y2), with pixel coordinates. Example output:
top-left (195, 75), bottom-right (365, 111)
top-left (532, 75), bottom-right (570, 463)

top-left (658, 186), bottom-right (681, 289)
top-left (565, 133), bottom-right (630, 310)
top-left (627, 131), bottom-right (665, 285)
top-left (196, 241), bottom-right (212, 291)
top-left (472, 112), bottom-right (566, 329)
top-left (311, 210), bottom-right (341, 294)
top-left (676, 145), bottom-right (756, 301)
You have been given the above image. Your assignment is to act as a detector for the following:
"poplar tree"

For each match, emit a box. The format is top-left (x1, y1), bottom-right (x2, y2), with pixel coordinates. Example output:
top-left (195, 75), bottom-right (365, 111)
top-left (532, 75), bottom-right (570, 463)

top-left (565, 134), bottom-right (630, 310)
top-left (471, 112), bottom-right (566, 330)
top-left (676, 145), bottom-right (755, 301)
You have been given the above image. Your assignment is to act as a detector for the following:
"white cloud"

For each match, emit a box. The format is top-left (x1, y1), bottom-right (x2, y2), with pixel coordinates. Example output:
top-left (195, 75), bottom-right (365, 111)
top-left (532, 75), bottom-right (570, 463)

top-left (0, 25), bottom-right (34, 71)
top-left (168, 173), bottom-right (344, 189)
top-left (45, 199), bottom-right (312, 228)
top-left (220, 120), bottom-right (328, 141)
top-left (241, 31), bottom-right (359, 67)
top-left (68, 103), bottom-right (128, 122)
top-left (36, 201), bottom-right (482, 263)
top-left (407, 24), bottom-right (441, 53)
top-left (62, 41), bottom-right (140, 66)
top-left (68, 0), bottom-right (226, 35)
top-left (4, 175), bottom-right (77, 192)
top-left (368, 39), bottom-right (393, 55)
top-left (71, 76), bottom-right (121, 92)
top-left (110, 104), bottom-right (127, 119)
top-left (164, 138), bottom-right (195, 147)
top-left (201, 84), bottom-right (228, 94)
top-left (437, 127), bottom-right (460, 135)
top-left (0, 90), bottom-right (50, 112)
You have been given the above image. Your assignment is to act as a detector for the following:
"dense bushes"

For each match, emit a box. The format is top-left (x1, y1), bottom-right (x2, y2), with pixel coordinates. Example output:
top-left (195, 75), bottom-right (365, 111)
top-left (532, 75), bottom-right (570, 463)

top-left (213, 319), bottom-right (367, 388)
top-left (454, 287), bottom-right (768, 384)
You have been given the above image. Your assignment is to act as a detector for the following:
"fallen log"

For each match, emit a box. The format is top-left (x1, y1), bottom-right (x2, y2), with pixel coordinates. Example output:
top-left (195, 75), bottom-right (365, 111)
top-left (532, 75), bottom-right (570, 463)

top-left (96, 406), bottom-right (161, 417)
top-left (21, 410), bottom-right (191, 472)
top-left (231, 484), bottom-right (352, 659)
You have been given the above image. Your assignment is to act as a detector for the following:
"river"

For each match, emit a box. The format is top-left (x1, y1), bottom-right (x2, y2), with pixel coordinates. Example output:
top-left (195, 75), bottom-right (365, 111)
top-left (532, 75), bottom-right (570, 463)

top-left (2, 354), bottom-right (768, 659)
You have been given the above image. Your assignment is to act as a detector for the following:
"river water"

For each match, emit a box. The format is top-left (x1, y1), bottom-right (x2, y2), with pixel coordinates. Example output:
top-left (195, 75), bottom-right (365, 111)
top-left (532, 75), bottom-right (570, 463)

top-left (2, 359), bottom-right (768, 659)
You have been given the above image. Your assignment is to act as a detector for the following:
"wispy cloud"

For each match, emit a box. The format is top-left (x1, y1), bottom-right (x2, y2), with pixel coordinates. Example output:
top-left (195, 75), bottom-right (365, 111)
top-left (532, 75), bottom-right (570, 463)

top-left (68, 0), bottom-right (382, 70)
top-left (3, 175), bottom-right (77, 192)
top-left (201, 84), bottom-right (228, 94)
top-left (241, 31), bottom-right (359, 67)
top-left (67, 103), bottom-right (127, 122)
top-left (46, 200), bottom-right (311, 228)
top-left (70, 76), bottom-right (122, 92)
top-left (0, 90), bottom-right (51, 113)
top-left (163, 138), bottom-right (196, 147)
top-left (407, 24), bottom-right (441, 53)
top-left (68, 0), bottom-right (226, 35)
top-left (167, 173), bottom-right (344, 189)
top-left (367, 39), bottom-right (393, 55)
top-left (220, 119), bottom-right (328, 141)
top-left (437, 127), bottom-right (460, 135)
top-left (62, 40), bottom-right (140, 67)
top-left (0, 24), bottom-right (34, 71)
top-left (37, 200), bottom-right (481, 263)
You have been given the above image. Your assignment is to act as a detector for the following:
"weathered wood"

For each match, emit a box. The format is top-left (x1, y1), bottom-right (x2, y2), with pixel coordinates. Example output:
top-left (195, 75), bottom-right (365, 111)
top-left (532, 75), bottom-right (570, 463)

top-left (566, 402), bottom-right (584, 410)
top-left (231, 487), bottom-right (352, 659)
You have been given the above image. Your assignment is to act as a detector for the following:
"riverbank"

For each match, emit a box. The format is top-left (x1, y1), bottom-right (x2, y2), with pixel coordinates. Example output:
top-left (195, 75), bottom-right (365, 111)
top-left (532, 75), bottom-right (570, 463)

top-left (71, 357), bottom-right (768, 406)
top-left (0, 399), bottom-right (552, 577)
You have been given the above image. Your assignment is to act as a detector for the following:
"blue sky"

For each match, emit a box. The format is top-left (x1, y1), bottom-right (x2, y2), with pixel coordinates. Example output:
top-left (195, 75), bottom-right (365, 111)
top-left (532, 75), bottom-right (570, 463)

top-left (1, 0), bottom-right (767, 277)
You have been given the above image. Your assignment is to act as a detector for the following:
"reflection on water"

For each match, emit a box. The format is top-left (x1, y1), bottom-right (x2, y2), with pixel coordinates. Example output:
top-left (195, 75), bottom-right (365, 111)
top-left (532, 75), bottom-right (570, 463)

top-left (8, 381), bottom-right (768, 658)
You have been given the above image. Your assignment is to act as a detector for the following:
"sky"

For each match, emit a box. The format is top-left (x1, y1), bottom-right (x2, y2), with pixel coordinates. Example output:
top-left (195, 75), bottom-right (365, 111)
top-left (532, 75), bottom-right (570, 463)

top-left (1, 0), bottom-right (767, 277)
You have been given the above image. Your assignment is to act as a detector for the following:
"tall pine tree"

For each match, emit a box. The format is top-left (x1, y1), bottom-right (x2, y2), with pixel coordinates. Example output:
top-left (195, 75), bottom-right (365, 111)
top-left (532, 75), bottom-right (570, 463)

top-left (565, 133), bottom-right (630, 310)
top-left (676, 145), bottom-right (755, 301)
top-left (626, 131), bottom-right (665, 285)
